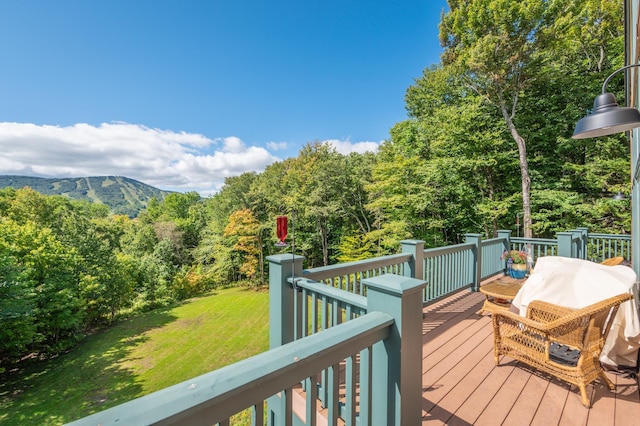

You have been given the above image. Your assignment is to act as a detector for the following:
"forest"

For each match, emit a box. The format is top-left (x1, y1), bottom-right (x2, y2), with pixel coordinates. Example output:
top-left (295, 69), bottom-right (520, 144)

top-left (0, 0), bottom-right (632, 370)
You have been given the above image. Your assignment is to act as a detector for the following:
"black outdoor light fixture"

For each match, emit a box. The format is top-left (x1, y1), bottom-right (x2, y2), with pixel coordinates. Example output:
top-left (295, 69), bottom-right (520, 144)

top-left (613, 191), bottom-right (627, 201)
top-left (573, 64), bottom-right (640, 139)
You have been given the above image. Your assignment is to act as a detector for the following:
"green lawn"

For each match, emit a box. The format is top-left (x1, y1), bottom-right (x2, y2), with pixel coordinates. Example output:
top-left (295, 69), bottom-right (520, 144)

top-left (0, 286), bottom-right (270, 425)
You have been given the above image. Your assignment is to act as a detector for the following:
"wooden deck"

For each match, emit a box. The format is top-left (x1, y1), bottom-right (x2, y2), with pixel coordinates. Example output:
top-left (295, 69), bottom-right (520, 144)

top-left (421, 287), bottom-right (640, 425)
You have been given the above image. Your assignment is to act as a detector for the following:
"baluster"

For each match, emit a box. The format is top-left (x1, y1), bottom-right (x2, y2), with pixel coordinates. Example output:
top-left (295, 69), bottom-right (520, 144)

top-left (344, 354), bottom-right (357, 426)
top-left (327, 363), bottom-right (340, 425)
top-left (358, 347), bottom-right (372, 425)
top-left (252, 402), bottom-right (264, 426)
top-left (284, 387), bottom-right (293, 426)
top-left (305, 375), bottom-right (318, 426)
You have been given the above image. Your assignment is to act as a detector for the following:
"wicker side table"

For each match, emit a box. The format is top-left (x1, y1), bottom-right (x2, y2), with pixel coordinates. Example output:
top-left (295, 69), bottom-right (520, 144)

top-left (479, 277), bottom-right (525, 314)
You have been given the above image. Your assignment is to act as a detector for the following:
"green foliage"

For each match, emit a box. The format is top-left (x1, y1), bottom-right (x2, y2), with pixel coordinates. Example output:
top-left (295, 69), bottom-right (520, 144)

top-left (336, 234), bottom-right (375, 263)
top-left (0, 216), bottom-right (83, 364)
top-left (0, 242), bottom-right (38, 368)
top-left (224, 209), bottom-right (262, 284)
top-left (0, 188), bottom-right (208, 367)
top-left (0, 287), bottom-right (269, 425)
top-left (170, 265), bottom-right (214, 300)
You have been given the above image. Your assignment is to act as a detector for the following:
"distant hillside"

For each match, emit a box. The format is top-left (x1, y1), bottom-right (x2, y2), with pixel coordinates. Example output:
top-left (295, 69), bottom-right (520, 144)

top-left (0, 175), bottom-right (174, 217)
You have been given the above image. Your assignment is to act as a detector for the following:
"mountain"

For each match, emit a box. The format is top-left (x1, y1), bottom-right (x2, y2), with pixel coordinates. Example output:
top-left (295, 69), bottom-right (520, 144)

top-left (0, 175), bottom-right (175, 217)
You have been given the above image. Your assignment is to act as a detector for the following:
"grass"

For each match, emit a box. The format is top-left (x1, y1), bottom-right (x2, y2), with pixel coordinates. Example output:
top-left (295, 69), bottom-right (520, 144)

top-left (0, 286), bottom-right (270, 425)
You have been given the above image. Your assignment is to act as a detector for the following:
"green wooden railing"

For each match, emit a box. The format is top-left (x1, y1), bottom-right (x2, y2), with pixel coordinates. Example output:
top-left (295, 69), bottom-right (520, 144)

top-left (292, 278), bottom-right (367, 415)
top-left (301, 252), bottom-right (411, 295)
top-left (66, 229), bottom-right (630, 425)
top-left (502, 229), bottom-right (631, 265)
top-left (68, 311), bottom-right (395, 426)
top-left (267, 253), bottom-right (425, 426)
top-left (587, 233), bottom-right (632, 261)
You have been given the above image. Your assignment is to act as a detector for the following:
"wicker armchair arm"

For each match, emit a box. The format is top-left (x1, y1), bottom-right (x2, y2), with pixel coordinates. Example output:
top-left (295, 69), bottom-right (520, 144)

top-left (492, 309), bottom-right (550, 331)
top-left (526, 300), bottom-right (576, 324)
top-left (493, 306), bottom-right (587, 348)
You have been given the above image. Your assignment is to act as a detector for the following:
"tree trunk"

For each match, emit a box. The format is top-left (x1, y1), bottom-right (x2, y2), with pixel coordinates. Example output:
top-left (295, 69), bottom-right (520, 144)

top-left (499, 103), bottom-right (532, 238)
top-left (320, 217), bottom-right (329, 266)
top-left (484, 167), bottom-right (498, 237)
top-left (258, 232), bottom-right (264, 285)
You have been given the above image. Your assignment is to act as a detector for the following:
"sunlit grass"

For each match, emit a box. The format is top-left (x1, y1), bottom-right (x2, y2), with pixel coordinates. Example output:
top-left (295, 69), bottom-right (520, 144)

top-left (0, 286), bottom-right (269, 425)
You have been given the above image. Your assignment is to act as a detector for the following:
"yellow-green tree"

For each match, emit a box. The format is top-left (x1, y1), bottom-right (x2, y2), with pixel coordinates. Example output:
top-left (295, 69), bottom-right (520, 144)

top-left (224, 209), bottom-right (262, 285)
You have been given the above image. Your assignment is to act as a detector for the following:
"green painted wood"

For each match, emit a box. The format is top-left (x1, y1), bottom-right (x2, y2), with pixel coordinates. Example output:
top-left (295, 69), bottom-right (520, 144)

top-left (365, 274), bottom-right (426, 426)
top-left (358, 347), bottom-right (372, 426)
top-left (556, 232), bottom-right (574, 257)
top-left (66, 311), bottom-right (393, 426)
top-left (587, 233), bottom-right (631, 261)
top-left (302, 253), bottom-right (411, 283)
top-left (304, 376), bottom-right (317, 426)
top-left (575, 227), bottom-right (589, 259)
top-left (69, 234), bottom-right (633, 426)
top-left (284, 388), bottom-right (293, 426)
top-left (401, 239), bottom-right (424, 279)
top-left (327, 364), bottom-right (339, 425)
top-left (252, 403), bottom-right (264, 426)
top-left (497, 230), bottom-right (512, 249)
top-left (344, 354), bottom-right (356, 426)
top-left (267, 254), bottom-right (305, 349)
top-left (465, 233), bottom-right (482, 292)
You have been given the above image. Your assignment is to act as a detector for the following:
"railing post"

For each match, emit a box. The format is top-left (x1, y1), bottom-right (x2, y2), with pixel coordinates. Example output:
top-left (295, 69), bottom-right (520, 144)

top-left (266, 253), bottom-right (305, 348)
top-left (576, 227), bottom-right (589, 259)
top-left (401, 239), bottom-right (425, 279)
top-left (557, 232), bottom-right (574, 258)
top-left (364, 274), bottom-right (426, 426)
top-left (497, 230), bottom-right (512, 273)
top-left (465, 233), bottom-right (482, 292)
top-left (266, 253), bottom-right (304, 426)
top-left (497, 229), bottom-right (512, 251)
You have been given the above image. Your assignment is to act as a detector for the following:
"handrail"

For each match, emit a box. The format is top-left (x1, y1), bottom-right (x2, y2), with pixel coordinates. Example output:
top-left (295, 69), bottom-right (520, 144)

top-left (423, 242), bottom-right (473, 257)
top-left (303, 253), bottom-right (410, 281)
top-left (511, 237), bottom-right (558, 245)
top-left (66, 311), bottom-right (394, 426)
top-left (587, 233), bottom-right (631, 240)
top-left (509, 237), bottom-right (558, 261)
top-left (295, 278), bottom-right (368, 311)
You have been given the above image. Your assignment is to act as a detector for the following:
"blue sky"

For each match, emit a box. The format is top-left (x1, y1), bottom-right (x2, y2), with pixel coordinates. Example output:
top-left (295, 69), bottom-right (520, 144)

top-left (0, 1), bottom-right (447, 195)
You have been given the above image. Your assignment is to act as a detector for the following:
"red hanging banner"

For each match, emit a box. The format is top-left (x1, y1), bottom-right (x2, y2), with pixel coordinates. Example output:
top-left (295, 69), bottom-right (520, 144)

top-left (276, 215), bottom-right (288, 246)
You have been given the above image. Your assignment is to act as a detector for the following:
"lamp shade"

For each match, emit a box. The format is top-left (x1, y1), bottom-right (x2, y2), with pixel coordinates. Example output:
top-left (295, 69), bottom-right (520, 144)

top-left (613, 191), bottom-right (627, 200)
top-left (572, 92), bottom-right (640, 139)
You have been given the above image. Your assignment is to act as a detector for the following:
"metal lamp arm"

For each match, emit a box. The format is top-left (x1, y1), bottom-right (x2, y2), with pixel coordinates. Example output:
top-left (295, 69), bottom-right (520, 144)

top-left (602, 63), bottom-right (640, 94)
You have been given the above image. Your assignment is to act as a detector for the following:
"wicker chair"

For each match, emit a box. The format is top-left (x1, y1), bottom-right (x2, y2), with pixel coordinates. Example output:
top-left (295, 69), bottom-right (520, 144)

top-left (492, 293), bottom-right (633, 407)
top-left (600, 256), bottom-right (624, 266)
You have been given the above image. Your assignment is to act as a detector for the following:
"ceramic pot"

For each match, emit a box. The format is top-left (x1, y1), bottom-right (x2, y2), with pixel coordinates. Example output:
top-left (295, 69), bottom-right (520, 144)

top-left (509, 263), bottom-right (528, 279)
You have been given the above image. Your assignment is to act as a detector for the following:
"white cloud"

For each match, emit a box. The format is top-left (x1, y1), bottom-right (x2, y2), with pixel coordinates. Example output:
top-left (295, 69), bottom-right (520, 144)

top-left (325, 138), bottom-right (380, 155)
top-left (0, 122), bottom-right (280, 196)
top-left (0, 122), bottom-right (383, 197)
top-left (219, 136), bottom-right (245, 153)
top-left (266, 141), bottom-right (288, 151)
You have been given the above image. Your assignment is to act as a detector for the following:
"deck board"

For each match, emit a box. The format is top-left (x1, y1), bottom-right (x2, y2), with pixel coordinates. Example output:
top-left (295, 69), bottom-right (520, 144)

top-left (422, 286), bottom-right (640, 425)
